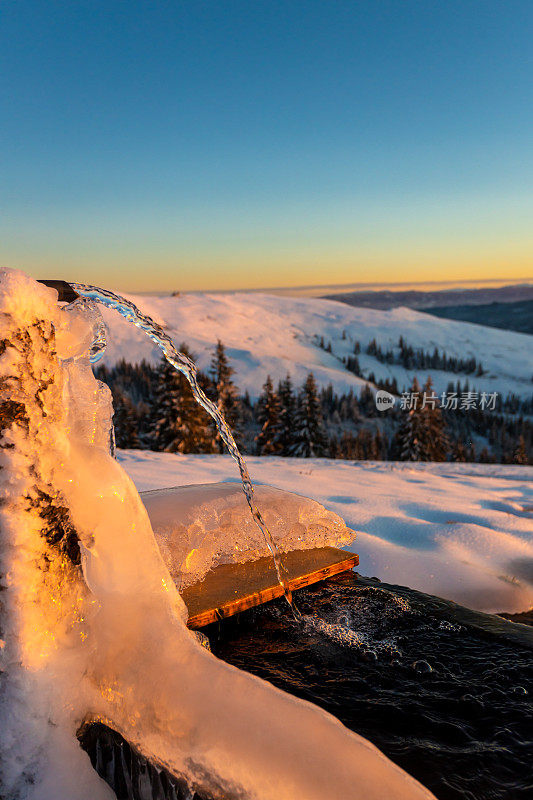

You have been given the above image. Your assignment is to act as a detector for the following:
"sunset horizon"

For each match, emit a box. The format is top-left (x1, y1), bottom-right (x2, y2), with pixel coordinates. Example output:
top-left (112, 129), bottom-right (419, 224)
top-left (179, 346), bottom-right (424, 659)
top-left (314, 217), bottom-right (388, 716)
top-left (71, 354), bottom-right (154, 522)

top-left (90, 274), bottom-right (533, 296)
top-left (2, 1), bottom-right (532, 294)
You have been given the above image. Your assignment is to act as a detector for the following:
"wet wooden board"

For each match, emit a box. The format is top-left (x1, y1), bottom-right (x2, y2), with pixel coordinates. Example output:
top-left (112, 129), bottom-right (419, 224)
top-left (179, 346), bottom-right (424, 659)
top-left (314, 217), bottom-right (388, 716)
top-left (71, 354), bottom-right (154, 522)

top-left (182, 546), bottom-right (358, 629)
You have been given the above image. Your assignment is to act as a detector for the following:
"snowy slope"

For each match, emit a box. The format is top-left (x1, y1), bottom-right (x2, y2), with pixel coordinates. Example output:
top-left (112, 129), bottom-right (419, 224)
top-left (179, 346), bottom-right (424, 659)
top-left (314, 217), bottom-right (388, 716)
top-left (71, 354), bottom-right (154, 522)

top-left (98, 291), bottom-right (533, 399)
top-left (119, 450), bottom-right (533, 615)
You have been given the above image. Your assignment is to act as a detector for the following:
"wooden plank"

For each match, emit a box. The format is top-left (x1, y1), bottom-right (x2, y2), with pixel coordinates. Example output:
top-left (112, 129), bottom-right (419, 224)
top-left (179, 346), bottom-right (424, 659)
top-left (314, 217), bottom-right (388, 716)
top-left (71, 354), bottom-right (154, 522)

top-left (182, 546), bottom-right (358, 629)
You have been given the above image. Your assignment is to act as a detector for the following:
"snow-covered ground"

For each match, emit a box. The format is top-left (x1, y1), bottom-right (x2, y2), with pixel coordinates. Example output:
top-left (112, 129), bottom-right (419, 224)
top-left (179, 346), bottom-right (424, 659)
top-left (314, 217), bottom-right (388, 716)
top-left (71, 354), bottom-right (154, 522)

top-left (119, 450), bottom-right (533, 615)
top-left (99, 291), bottom-right (533, 399)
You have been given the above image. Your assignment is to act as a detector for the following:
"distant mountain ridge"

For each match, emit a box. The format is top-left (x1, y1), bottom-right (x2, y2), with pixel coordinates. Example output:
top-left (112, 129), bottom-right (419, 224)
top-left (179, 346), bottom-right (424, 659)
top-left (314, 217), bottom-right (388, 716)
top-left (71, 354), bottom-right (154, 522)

top-left (424, 299), bottom-right (533, 336)
top-left (322, 283), bottom-right (533, 311)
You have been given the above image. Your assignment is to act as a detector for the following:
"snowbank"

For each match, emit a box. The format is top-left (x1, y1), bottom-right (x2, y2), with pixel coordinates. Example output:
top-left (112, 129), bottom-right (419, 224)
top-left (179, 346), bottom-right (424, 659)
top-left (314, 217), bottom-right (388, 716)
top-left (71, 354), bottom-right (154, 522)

top-left (120, 450), bottom-right (533, 614)
top-left (0, 269), bottom-right (435, 800)
top-left (142, 482), bottom-right (355, 587)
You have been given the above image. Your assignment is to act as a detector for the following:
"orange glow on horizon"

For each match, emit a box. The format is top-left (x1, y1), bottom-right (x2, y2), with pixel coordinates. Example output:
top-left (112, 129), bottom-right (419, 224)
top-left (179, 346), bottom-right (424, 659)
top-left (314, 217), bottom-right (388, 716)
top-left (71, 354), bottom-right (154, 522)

top-left (16, 255), bottom-right (533, 295)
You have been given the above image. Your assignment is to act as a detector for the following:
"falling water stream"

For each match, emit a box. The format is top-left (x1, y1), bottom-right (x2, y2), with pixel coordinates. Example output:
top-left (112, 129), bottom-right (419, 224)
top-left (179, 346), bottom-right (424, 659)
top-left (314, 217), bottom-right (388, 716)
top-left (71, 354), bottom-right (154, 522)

top-left (69, 282), bottom-right (299, 616)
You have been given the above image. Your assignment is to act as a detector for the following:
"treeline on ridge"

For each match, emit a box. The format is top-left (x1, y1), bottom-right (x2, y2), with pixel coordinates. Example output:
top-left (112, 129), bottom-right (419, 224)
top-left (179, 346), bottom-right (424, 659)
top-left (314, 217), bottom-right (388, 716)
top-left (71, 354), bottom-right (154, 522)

top-left (94, 341), bottom-right (532, 465)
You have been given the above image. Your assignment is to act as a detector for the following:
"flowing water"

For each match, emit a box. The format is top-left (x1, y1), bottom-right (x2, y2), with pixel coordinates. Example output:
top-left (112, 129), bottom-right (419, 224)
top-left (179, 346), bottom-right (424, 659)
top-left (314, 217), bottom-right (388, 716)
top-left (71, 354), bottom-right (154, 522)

top-left (68, 283), bottom-right (296, 611)
top-left (210, 572), bottom-right (533, 800)
top-left (78, 572), bottom-right (533, 799)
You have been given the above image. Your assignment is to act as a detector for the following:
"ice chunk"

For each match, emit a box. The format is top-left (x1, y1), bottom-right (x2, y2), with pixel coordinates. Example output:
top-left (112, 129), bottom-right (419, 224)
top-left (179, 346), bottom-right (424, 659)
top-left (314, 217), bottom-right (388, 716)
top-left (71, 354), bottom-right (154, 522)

top-left (141, 482), bottom-right (356, 587)
top-left (57, 298), bottom-right (107, 364)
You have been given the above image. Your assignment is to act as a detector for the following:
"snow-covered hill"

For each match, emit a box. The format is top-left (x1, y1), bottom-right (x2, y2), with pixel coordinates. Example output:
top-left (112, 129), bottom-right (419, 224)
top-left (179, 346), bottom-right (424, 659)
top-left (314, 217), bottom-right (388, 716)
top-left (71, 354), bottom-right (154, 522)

top-left (119, 450), bottom-right (533, 615)
top-left (99, 292), bottom-right (532, 400)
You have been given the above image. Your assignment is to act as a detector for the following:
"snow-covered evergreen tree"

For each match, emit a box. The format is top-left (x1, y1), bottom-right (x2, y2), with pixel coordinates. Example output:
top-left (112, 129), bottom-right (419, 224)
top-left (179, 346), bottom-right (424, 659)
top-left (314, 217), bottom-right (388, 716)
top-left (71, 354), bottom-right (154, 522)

top-left (290, 373), bottom-right (328, 457)
top-left (394, 377), bottom-right (429, 461)
top-left (395, 409), bottom-right (426, 461)
top-left (422, 376), bottom-right (449, 461)
top-left (277, 374), bottom-right (297, 456)
top-left (112, 388), bottom-right (140, 449)
top-left (452, 440), bottom-right (467, 462)
top-left (478, 446), bottom-right (494, 463)
top-left (149, 357), bottom-right (181, 451)
top-left (210, 339), bottom-right (241, 452)
top-left (151, 347), bottom-right (215, 453)
top-left (514, 435), bottom-right (528, 465)
top-left (173, 362), bottom-right (217, 455)
top-left (256, 375), bottom-right (283, 455)
top-left (394, 376), bottom-right (448, 461)
top-left (372, 429), bottom-right (385, 460)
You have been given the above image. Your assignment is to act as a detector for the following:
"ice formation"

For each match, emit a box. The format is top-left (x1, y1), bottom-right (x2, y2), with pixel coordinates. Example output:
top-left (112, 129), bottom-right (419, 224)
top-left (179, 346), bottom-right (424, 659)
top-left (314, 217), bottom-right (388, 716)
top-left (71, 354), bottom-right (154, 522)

top-left (0, 269), bottom-right (436, 800)
top-left (69, 281), bottom-right (290, 595)
top-left (142, 483), bottom-right (356, 587)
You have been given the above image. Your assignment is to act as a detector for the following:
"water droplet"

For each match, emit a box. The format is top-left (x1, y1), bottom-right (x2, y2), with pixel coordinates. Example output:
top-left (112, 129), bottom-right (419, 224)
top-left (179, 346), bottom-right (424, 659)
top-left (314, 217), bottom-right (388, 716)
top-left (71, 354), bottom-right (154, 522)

top-left (412, 659), bottom-right (432, 674)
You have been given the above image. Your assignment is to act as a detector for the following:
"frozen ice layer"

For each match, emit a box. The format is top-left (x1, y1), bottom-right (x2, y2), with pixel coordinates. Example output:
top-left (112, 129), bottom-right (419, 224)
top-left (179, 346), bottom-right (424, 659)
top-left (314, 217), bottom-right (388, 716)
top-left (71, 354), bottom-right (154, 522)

top-left (141, 482), bottom-right (356, 587)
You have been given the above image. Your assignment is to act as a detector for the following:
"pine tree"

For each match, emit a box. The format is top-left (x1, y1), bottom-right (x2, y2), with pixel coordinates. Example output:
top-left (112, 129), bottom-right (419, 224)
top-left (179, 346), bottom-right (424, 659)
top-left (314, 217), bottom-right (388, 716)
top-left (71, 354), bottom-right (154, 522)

top-left (149, 357), bottom-right (181, 451)
top-left (368, 432), bottom-right (379, 460)
top-left (393, 377), bottom-right (429, 461)
top-left (423, 376), bottom-right (449, 461)
top-left (452, 440), bottom-right (467, 462)
top-left (210, 340), bottom-right (241, 452)
top-left (112, 388), bottom-right (140, 449)
top-left (478, 446), bottom-right (494, 463)
top-left (150, 347), bottom-right (215, 453)
top-left (373, 429), bottom-right (386, 460)
top-left (395, 411), bottom-right (426, 461)
top-left (393, 377), bottom-right (448, 462)
top-left (136, 399), bottom-right (152, 445)
top-left (290, 373), bottom-right (328, 457)
top-left (277, 374), bottom-right (297, 455)
top-left (514, 435), bottom-right (528, 465)
top-left (256, 375), bottom-right (283, 455)
top-left (172, 345), bottom-right (216, 454)
top-left (353, 431), bottom-right (366, 460)
top-left (328, 435), bottom-right (341, 458)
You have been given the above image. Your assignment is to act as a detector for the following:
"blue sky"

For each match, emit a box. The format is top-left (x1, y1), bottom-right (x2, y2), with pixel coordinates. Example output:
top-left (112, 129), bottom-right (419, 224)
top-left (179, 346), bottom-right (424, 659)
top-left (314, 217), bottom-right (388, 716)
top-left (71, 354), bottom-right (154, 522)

top-left (1, 0), bottom-right (532, 291)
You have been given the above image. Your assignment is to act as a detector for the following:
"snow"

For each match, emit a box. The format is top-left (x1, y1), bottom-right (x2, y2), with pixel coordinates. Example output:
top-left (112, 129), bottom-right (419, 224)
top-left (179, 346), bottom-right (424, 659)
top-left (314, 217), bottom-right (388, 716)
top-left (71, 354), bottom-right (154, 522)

top-left (119, 450), bottom-right (533, 615)
top-left (98, 290), bottom-right (533, 399)
top-left (141, 483), bottom-right (355, 587)
top-left (1, 269), bottom-right (435, 800)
